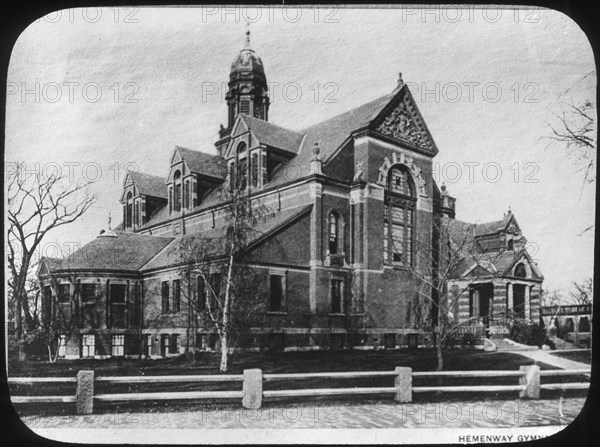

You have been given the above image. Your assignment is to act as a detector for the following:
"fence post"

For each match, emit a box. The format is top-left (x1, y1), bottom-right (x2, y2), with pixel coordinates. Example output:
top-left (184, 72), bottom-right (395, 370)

top-left (242, 368), bottom-right (263, 409)
top-left (394, 367), bottom-right (412, 403)
top-left (519, 365), bottom-right (540, 399)
top-left (76, 370), bottom-right (95, 414)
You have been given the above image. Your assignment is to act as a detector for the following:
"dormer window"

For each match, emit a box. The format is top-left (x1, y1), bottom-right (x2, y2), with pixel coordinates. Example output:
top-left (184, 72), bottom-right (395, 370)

top-left (507, 239), bottom-right (514, 250)
top-left (125, 191), bottom-right (133, 228)
top-left (173, 170), bottom-right (182, 212)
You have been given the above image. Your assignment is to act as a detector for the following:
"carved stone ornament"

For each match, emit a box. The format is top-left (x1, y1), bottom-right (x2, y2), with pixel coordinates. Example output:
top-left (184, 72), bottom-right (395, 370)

top-left (375, 100), bottom-right (432, 150)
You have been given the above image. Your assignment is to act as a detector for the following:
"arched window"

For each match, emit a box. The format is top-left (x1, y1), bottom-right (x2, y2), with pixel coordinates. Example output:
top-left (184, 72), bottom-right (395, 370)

top-left (126, 191), bottom-right (133, 228)
top-left (384, 165), bottom-right (416, 266)
top-left (329, 212), bottom-right (340, 254)
top-left (507, 239), bottom-right (514, 250)
top-left (514, 263), bottom-right (527, 278)
top-left (173, 170), bottom-right (182, 212)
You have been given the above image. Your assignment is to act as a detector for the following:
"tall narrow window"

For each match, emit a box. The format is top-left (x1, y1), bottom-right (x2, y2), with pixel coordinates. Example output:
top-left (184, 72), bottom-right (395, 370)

top-left (109, 284), bottom-right (127, 328)
top-left (269, 274), bottom-right (286, 312)
top-left (81, 284), bottom-right (96, 326)
top-left (173, 170), bottom-right (182, 212)
top-left (173, 279), bottom-right (181, 312)
top-left (384, 165), bottom-right (416, 267)
top-left (331, 278), bottom-right (344, 314)
top-left (135, 201), bottom-right (140, 227)
top-left (184, 181), bottom-right (189, 209)
top-left (209, 273), bottom-right (221, 309)
top-left (229, 161), bottom-right (236, 193)
top-left (126, 191), bottom-right (133, 228)
top-left (170, 334), bottom-right (180, 354)
top-left (328, 213), bottom-right (339, 254)
top-left (197, 276), bottom-right (206, 311)
top-left (161, 281), bottom-right (170, 313)
top-left (251, 152), bottom-right (259, 187)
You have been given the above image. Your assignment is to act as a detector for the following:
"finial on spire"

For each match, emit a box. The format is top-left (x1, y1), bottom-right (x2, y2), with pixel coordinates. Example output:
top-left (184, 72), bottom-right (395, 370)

top-left (108, 212), bottom-right (112, 230)
top-left (441, 183), bottom-right (447, 193)
top-left (244, 22), bottom-right (251, 49)
top-left (398, 72), bottom-right (404, 87)
top-left (508, 206), bottom-right (512, 215)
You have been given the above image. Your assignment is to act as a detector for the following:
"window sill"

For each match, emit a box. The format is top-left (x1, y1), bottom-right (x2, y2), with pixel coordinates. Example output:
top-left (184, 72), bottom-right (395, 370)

top-left (329, 313), bottom-right (346, 317)
top-left (266, 311), bottom-right (287, 315)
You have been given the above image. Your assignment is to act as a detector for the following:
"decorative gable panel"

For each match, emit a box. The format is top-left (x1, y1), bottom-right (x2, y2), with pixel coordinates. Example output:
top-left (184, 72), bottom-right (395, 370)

top-left (370, 86), bottom-right (438, 156)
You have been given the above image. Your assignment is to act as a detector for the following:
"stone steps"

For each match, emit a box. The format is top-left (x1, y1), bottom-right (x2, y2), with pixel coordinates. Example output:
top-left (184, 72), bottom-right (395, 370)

top-left (492, 338), bottom-right (539, 352)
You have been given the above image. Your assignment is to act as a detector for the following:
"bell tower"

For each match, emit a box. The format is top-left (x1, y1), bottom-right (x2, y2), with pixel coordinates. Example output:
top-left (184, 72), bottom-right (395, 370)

top-left (216, 28), bottom-right (270, 156)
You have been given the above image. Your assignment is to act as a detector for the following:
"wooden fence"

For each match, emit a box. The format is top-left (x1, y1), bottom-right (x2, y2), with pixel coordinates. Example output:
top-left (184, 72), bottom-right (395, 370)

top-left (9, 366), bottom-right (590, 414)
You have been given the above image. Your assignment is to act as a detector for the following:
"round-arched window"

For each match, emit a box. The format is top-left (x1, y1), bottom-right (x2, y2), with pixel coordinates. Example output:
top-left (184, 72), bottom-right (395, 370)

top-left (384, 165), bottom-right (416, 266)
top-left (514, 263), bottom-right (527, 278)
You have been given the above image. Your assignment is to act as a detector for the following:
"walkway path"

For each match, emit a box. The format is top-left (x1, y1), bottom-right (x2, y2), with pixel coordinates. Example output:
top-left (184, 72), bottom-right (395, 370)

top-left (506, 349), bottom-right (590, 370)
top-left (20, 398), bottom-right (586, 429)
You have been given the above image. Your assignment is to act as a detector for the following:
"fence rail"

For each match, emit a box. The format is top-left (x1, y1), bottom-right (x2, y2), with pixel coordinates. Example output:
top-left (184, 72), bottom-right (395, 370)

top-left (9, 365), bottom-right (590, 414)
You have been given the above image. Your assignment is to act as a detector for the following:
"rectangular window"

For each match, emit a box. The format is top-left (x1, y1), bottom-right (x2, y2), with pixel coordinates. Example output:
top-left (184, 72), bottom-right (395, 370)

top-left (57, 284), bottom-right (70, 303)
top-left (82, 334), bottom-right (95, 358)
top-left (58, 335), bottom-right (67, 357)
top-left (111, 334), bottom-right (125, 357)
top-left (170, 334), bottom-right (179, 354)
top-left (81, 284), bottom-right (96, 302)
top-left (168, 187), bottom-right (173, 213)
top-left (331, 278), bottom-right (344, 314)
top-left (251, 152), bottom-right (258, 187)
top-left (161, 281), bottom-right (170, 313)
top-left (269, 274), bottom-right (286, 312)
top-left (110, 284), bottom-right (127, 328)
top-left (174, 184), bottom-right (182, 212)
top-left (161, 334), bottom-right (170, 356)
top-left (238, 157), bottom-right (247, 191)
top-left (197, 276), bottom-right (206, 311)
top-left (173, 279), bottom-right (181, 312)
top-left (184, 181), bottom-right (189, 209)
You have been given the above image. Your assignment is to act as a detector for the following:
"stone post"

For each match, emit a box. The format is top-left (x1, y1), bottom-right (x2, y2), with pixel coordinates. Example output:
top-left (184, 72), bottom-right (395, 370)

top-left (76, 370), bottom-right (95, 414)
top-left (242, 369), bottom-right (263, 409)
top-left (519, 365), bottom-right (540, 399)
top-left (394, 367), bottom-right (412, 403)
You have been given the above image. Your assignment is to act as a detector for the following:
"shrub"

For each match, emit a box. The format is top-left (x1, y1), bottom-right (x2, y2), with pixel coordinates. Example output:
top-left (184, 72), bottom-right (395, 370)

top-left (509, 320), bottom-right (548, 347)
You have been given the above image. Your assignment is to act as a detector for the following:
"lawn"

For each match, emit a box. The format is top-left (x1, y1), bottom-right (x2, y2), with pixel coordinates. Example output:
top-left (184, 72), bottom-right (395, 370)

top-left (9, 350), bottom-right (588, 414)
top-left (549, 350), bottom-right (592, 365)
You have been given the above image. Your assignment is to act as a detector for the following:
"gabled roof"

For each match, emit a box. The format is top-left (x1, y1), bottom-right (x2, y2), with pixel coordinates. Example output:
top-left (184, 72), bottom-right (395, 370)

top-left (127, 171), bottom-right (167, 199)
top-left (474, 213), bottom-right (517, 236)
top-left (141, 204), bottom-right (312, 272)
top-left (240, 115), bottom-right (305, 154)
top-left (40, 232), bottom-right (174, 273)
top-left (175, 146), bottom-right (227, 180)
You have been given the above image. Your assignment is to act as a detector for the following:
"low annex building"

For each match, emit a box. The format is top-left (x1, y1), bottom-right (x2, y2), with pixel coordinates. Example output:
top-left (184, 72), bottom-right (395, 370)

top-left (38, 32), bottom-right (543, 359)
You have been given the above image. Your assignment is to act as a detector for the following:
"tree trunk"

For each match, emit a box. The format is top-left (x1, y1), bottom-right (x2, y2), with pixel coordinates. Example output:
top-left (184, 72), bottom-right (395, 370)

top-left (436, 335), bottom-right (444, 371)
top-left (219, 251), bottom-right (235, 373)
top-left (15, 298), bottom-right (22, 340)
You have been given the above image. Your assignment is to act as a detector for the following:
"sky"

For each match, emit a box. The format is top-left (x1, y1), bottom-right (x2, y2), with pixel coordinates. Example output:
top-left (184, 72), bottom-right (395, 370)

top-left (5, 6), bottom-right (596, 294)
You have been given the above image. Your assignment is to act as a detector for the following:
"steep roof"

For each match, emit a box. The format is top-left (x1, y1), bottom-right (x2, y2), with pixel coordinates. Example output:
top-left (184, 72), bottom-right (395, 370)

top-left (241, 115), bottom-right (305, 153)
top-left (128, 171), bottom-right (167, 199)
top-left (43, 232), bottom-right (173, 273)
top-left (265, 92), bottom-right (395, 188)
top-left (141, 204), bottom-right (312, 272)
top-left (176, 146), bottom-right (227, 179)
top-left (474, 214), bottom-right (513, 236)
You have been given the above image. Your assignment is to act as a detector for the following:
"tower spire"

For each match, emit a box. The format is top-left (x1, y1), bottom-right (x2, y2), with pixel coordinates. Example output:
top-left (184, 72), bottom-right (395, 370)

top-left (244, 23), bottom-right (251, 50)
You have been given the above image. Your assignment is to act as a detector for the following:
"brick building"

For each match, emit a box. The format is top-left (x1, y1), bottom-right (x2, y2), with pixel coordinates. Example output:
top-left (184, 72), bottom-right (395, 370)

top-left (38, 32), bottom-right (543, 359)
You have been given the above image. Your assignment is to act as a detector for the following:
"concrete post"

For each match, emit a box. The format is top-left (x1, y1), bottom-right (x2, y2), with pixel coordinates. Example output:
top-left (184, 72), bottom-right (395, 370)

top-left (76, 370), bottom-right (95, 414)
top-left (394, 367), bottom-right (412, 403)
top-left (519, 365), bottom-right (540, 399)
top-left (242, 369), bottom-right (263, 409)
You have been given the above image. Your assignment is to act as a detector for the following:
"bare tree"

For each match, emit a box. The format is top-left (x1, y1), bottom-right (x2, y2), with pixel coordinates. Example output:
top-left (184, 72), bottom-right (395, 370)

top-left (6, 162), bottom-right (96, 339)
top-left (175, 184), bottom-right (268, 372)
top-left (545, 100), bottom-right (596, 188)
top-left (568, 278), bottom-right (593, 306)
